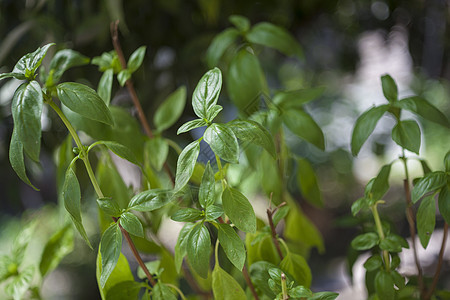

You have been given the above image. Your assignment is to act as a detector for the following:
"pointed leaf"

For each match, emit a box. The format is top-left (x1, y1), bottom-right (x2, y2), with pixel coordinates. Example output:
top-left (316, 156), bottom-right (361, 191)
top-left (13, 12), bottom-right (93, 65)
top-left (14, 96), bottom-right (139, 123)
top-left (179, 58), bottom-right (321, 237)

top-left (39, 224), bottom-right (74, 277)
top-left (395, 96), bottom-right (450, 128)
top-left (186, 223), bottom-right (211, 278)
top-left (98, 69), bottom-right (114, 105)
top-left (444, 151), bottom-right (450, 172)
top-left (351, 232), bottom-right (379, 250)
top-left (351, 197), bottom-right (370, 216)
top-left (11, 81), bottom-right (43, 162)
top-left (380, 75), bottom-right (398, 103)
top-left (217, 223), bottom-right (245, 271)
top-left (273, 87), bottom-right (325, 108)
top-left (0, 72), bottom-right (26, 81)
top-left (351, 105), bottom-right (389, 156)
top-left (280, 252), bottom-right (312, 287)
top-left (145, 137), bottom-right (169, 171)
top-left (282, 109), bottom-right (325, 150)
top-left (297, 158), bottom-right (322, 207)
top-left (13, 43), bottom-right (54, 75)
top-left (247, 22), bottom-right (303, 58)
top-left (127, 46), bottom-right (146, 72)
top-left (392, 120), bottom-right (421, 154)
top-left (99, 141), bottom-right (140, 166)
top-left (154, 86), bottom-right (187, 132)
top-left (57, 82), bottom-right (114, 125)
top-left (177, 119), bottom-right (208, 135)
top-left (117, 69), bottom-right (131, 86)
top-left (205, 205), bottom-right (224, 221)
top-left (100, 224), bottom-right (122, 288)
top-left (96, 251), bottom-right (134, 300)
top-left (206, 28), bottom-right (239, 67)
top-left (171, 208), bottom-right (204, 222)
top-left (192, 68), bottom-right (222, 119)
top-left (371, 163), bottom-right (392, 201)
top-left (439, 185), bottom-right (450, 224)
top-left (46, 49), bottom-right (90, 85)
top-left (229, 15), bottom-right (250, 32)
top-left (174, 223), bottom-right (195, 272)
top-left (128, 189), bottom-right (173, 212)
top-left (119, 212), bottom-right (144, 237)
top-left (199, 162), bottom-right (215, 208)
top-left (212, 264), bottom-right (247, 300)
top-left (417, 195), bottom-right (436, 249)
top-left (97, 197), bottom-right (122, 217)
top-left (152, 282), bottom-right (177, 300)
top-left (175, 140), bottom-right (201, 191)
top-left (204, 123), bottom-right (239, 163)
top-left (412, 171), bottom-right (447, 203)
top-left (9, 128), bottom-right (38, 190)
top-left (222, 187), bottom-right (256, 233)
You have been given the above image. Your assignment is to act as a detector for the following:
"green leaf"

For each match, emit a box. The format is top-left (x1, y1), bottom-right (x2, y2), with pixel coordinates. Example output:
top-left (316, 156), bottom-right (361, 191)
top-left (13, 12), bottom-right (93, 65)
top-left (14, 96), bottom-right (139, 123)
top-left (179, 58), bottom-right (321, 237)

top-left (199, 162), bottom-right (215, 208)
top-left (57, 82), bottom-right (114, 125)
top-left (380, 234), bottom-right (409, 252)
top-left (5, 266), bottom-right (34, 300)
top-left (100, 223), bottom-right (123, 288)
top-left (13, 43), bottom-right (54, 76)
top-left (12, 223), bottom-right (35, 264)
top-left (174, 223), bottom-right (195, 272)
top-left (39, 224), bottom-right (74, 277)
top-left (227, 119), bottom-right (276, 159)
top-left (272, 206), bottom-right (289, 226)
top-left (297, 158), bottom-right (323, 207)
top-left (152, 282), bottom-right (177, 300)
top-left (371, 163), bottom-right (392, 201)
top-left (0, 72), bottom-right (26, 81)
top-left (204, 123), bottom-right (239, 163)
top-left (96, 252), bottom-right (134, 300)
top-left (97, 197), bottom-right (122, 217)
top-left (119, 212), bottom-right (144, 237)
top-left (229, 15), bottom-right (250, 32)
top-left (247, 22), bottom-right (303, 58)
top-left (444, 151), bottom-right (450, 172)
top-left (380, 75), bottom-right (398, 103)
top-left (411, 171), bottom-right (447, 203)
top-left (0, 256), bottom-right (15, 282)
top-left (145, 137), bottom-right (169, 171)
top-left (99, 141), bottom-right (140, 166)
top-left (105, 281), bottom-right (142, 300)
top-left (212, 263), bottom-right (247, 300)
top-left (249, 261), bottom-right (278, 298)
top-left (11, 81), bottom-right (43, 162)
top-left (177, 119), bottom-right (208, 135)
top-left (351, 232), bottom-right (379, 250)
top-left (206, 28), bottom-right (240, 67)
top-left (391, 120), bottom-right (421, 154)
top-left (420, 159), bottom-right (432, 175)
top-left (227, 49), bottom-right (267, 115)
top-left (438, 185), bottom-right (450, 224)
top-left (9, 128), bottom-right (38, 190)
top-left (351, 197), bottom-right (370, 216)
top-left (46, 49), bottom-right (90, 86)
top-left (222, 187), bottom-right (256, 233)
top-left (417, 195), bottom-right (436, 249)
top-left (127, 46), bottom-right (146, 72)
top-left (375, 270), bottom-right (395, 299)
top-left (62, 167), bottom-right (92, 248)
top-left (117, 69), bottom-right (131, 86)
top-left (192, 68), bottom-right (222, 120)
top-left (273, 87), bottom-right (325, 109)
top-left (175, 139), bottom-right (201, 191)
top-left (395, 96), bottom-right (450, 128)
top-left (310, 292), bottom-right (339, 300)
top-left (208, 105), bottom-right (223, 122)
top-left (154, 86), bottom-right (187, 132)
top-left (289, 286), bottom-right (313, 298)
top-left (282, 109), bottom-right (325, 150)
top-left (98, 69), bottom-right (114, 105)
top-left (351, 105), bottom-right (389, 156)
top-left (205, 205), bottom-right (224, 221)
top-left (280, 252), bottom-right (312, 287)
top-left (171, 208), bottom-right (204, 222)
top-left (217, 223), bottom-right (245, 271)
top-left (128, 189), bottom-right (173, 212)
top-left (363, 255), bottom-right (383, 272)
top-left (187, 223), bottom-right (211, 278)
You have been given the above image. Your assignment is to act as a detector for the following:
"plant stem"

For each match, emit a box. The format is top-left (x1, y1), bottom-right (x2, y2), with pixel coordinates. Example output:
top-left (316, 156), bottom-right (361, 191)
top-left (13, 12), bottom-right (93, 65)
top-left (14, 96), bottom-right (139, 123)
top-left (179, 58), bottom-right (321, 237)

top-left (281, 273), bottom-right (289, 300)
top-left (425, 222), bottom-right (448, 300)
top-left (242, 264), bottom-right (260, 300)
top-left (400, 154), bottom-right (424, 294)
top-left (370, 202), bottom-right (390, 272)
top-left (267, 206), bottom-right (284, 260)
top-left (166, 283), bottom-right (188, 300)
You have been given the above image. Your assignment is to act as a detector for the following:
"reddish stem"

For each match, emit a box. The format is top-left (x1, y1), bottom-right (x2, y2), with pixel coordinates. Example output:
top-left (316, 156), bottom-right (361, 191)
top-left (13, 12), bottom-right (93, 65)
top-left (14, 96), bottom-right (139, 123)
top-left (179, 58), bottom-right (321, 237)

top-left (425, 222), bottom-right (448, 300)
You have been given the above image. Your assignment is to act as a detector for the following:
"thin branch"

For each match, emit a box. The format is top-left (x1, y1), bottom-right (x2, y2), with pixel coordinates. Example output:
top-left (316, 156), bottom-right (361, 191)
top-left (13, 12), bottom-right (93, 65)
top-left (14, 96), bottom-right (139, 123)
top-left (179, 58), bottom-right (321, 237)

top-left (267, 205), bottom-right (284, 261)
top-left (425, 222), bottom-right (448, 300)
top-left (243, 264), bottom-right (260, 300)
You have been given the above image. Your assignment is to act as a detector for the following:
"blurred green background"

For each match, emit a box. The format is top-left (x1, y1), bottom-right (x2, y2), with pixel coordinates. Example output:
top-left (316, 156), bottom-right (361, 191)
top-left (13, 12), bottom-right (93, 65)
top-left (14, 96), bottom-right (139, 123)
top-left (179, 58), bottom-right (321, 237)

top-left (1, 0), bottom-right (449, 299)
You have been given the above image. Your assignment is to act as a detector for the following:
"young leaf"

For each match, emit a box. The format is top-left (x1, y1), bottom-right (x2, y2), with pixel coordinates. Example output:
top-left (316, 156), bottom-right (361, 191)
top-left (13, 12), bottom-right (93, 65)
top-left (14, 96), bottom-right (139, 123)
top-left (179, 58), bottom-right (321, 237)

top-left (351, 197), bottom-right (370, 216)
top-left (289, 286), bottom-right (313, 298)
top-left (205, 205), bottom-right (224, 221)
top-left (363, 255), bottom-right (383, 272)
top-left (227, 49), bottom-right (267, 115)
top-left (174, 223), bottom-right (195, 272)
top-left (145, 137), bottom-right (169, 171)
top-left (206, 28), bottom-right (240, 67)
top-left (98, 141), bottom-right (140, 166)
top-left (13, 43), bottom-right (54, 76)
top-left (186, 223), bottom-right (211, 278)
top-left (128, 189), bottom-right (173, 212)
top-left (380, 75), bottom-right (398, 103)
top-left (154, 86), bottom-right (187, 132)
top-left (438, 185), bottom-right (450, 224)
top-left (5, 266), bottom-right (34, 300)
top-left (351, 232), bottom-right (379, 250)
top-left (282, 109), bottom-right (325, 150)
top-left (97, 68), bottom-right (114, 105)
top-left (371, 163), bottom-right (392, 201)
top-left (39, 224), bottom-right (74, 277)
top-left (391, 120), bottom-right (421, 154)
top-left (46, 49), bottom-right (90, 86)
top-left (411, 171), bottom-right (447, 203)
top-left (280, 252), bottom-right (312, 287)
top-left (310, 292), bottom-right (339, 300)
top-left (105, 281), bottom-right (142, 300)
top-left (0, 72), bottom-right (26, 81)
top-left (227, 119), bottom-right (276, 159)
top-left (97, 197), bottom-right (122, 217)
top-left (246, 22), bottom-right (303, 58)
top-left (375, 270), bottom-right (395, 299)
top-left (127, 46), bottom-right (146, 72)
top-left (9, 128), bottom-right (38, 190)
top-left (199, 162), bottom-right (215, 208)
top-left (222, 187), bottom-right (256, 233)
top-left (119, 212), bottom-right (144, 237)
top-left (395, 96), bottom-right (450, 128)
top-left (207, 104), bottom-right (223, 121)
top-left (297, 158), bottom-right (323, 207)
top-left (417, 195), bottom-right (436, 249)
top-left (217, 223), bottom-right (246, 271)
top-left (177, 119), bottom-right (208, 135)
top-left (57, 82), bottom-right (114, 125)
top-left (351, 105), bottom-right (389, 156)
top-left (117, 69), bottom-right (131, 86)
top-left (96, 250), bottom-right (134, 299)
top-left (171, 208), bottom-right (204, 222)
top-left (212, 263), bottom-right (247, 300)
top-left (175, 140), bottom-right (201, 191)
top-left (62, 167), bottom-right (92, 248)
top-left (11, 81), bottom-right (43, 162)
top-left (229, 15), bottom-right (250, 32)
top-left (152, 282), bottom-right (177, 300)
top-left (273, 87), bottom-right (325, 108)
top-left (204, 123), bottom-right (239, 163)
top-left (272, 205), bottom-right (289, 226)
top-left (192, 68), bottom-right (222, 120)
top-left (100, 223), bottom-right (122, 288)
